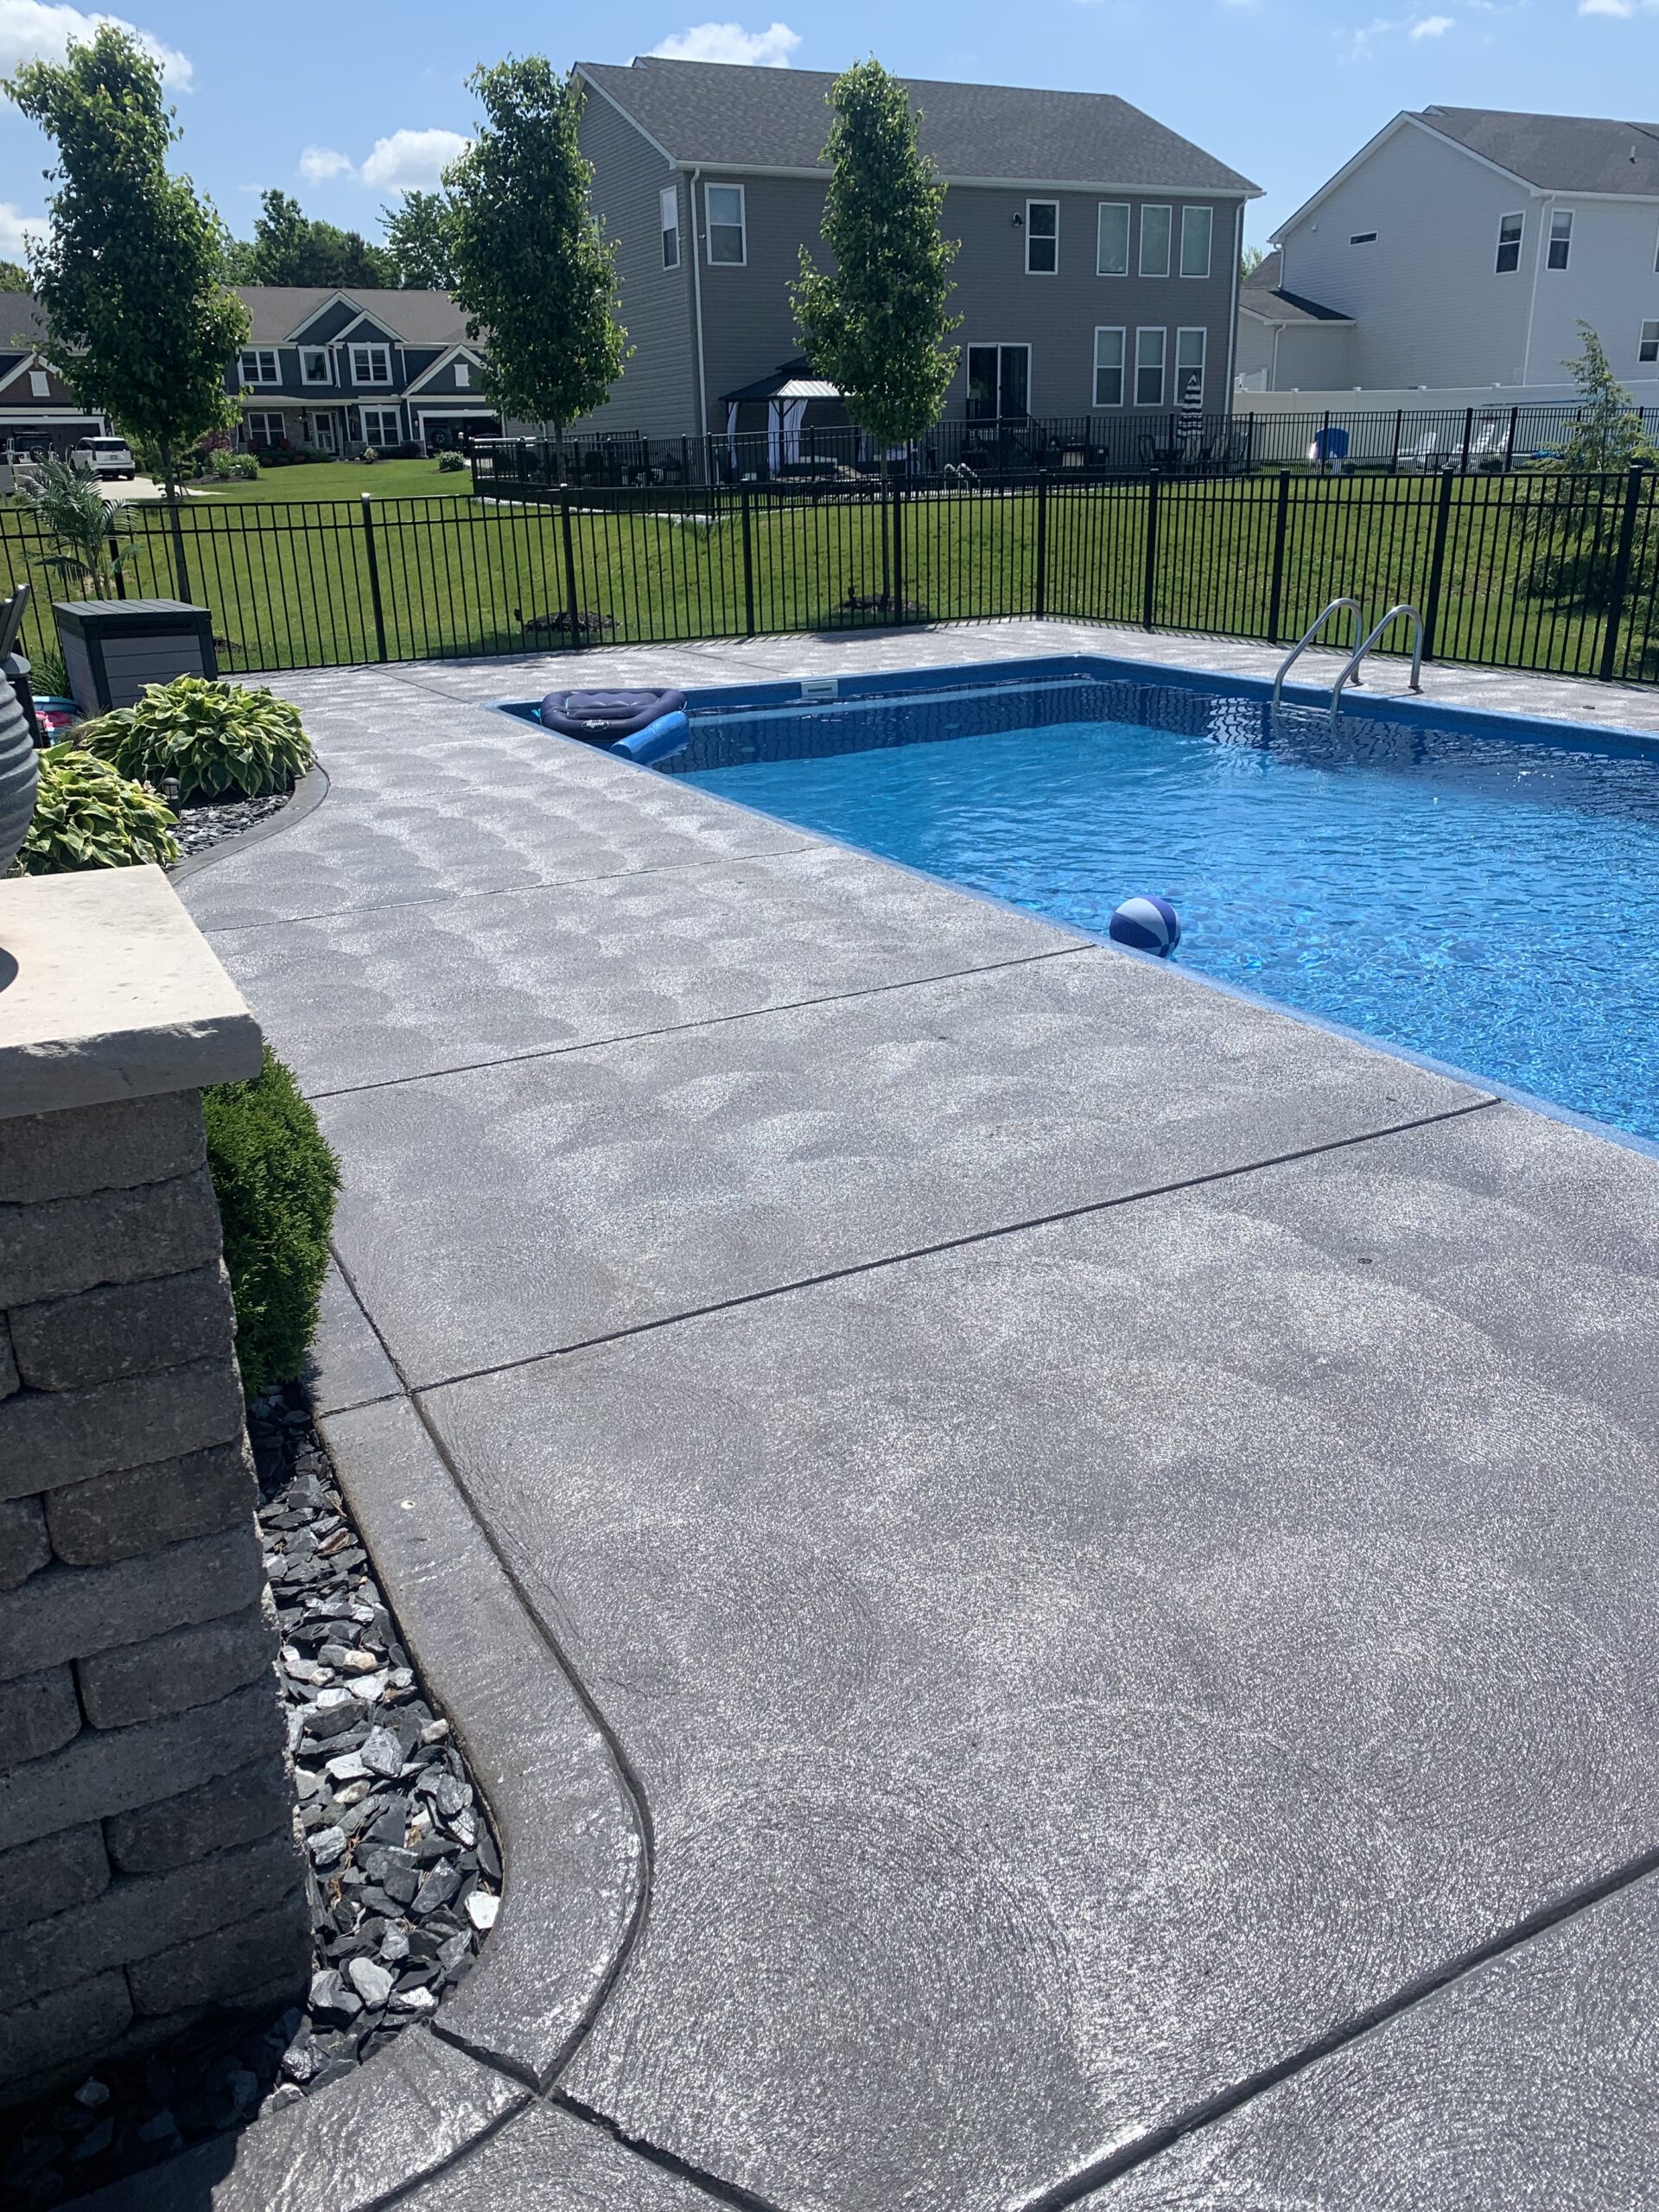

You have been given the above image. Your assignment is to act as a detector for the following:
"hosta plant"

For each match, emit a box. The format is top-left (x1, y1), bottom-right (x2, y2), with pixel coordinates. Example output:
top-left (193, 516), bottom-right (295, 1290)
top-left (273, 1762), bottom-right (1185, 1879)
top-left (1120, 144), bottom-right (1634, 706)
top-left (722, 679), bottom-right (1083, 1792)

top-left (81, 676), bottom-right (311, 802)
top-left (12, 747), bottom-right (179, 874)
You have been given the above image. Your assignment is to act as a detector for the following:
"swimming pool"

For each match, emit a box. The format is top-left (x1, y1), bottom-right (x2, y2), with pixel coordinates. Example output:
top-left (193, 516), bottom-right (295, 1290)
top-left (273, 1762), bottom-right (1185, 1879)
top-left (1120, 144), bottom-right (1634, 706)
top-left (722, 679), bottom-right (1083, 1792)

top-left (652, 661), bottom-right (1659, 1147)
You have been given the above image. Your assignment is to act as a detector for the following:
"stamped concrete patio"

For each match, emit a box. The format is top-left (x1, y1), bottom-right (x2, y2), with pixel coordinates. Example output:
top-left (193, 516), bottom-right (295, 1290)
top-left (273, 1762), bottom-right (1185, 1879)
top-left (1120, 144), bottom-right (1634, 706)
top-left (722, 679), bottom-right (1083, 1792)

top-left (143, 621), bottom-right (1659, 2209)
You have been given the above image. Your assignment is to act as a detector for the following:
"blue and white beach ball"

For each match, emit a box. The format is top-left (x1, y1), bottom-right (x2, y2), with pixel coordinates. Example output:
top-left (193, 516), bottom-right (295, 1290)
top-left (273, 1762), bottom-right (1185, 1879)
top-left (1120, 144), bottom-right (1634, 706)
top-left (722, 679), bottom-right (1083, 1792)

top-left (1109, 895), bottom-right (1181, 957)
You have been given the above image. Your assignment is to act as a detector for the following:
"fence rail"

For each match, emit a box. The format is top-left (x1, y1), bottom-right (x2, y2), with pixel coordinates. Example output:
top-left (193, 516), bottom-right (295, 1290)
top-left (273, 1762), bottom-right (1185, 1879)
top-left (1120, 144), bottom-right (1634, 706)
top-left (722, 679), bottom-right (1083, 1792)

top-left (473, 401), bottom-right (1659, 493)
top-left (3, 467), bottom-right (1657, 688)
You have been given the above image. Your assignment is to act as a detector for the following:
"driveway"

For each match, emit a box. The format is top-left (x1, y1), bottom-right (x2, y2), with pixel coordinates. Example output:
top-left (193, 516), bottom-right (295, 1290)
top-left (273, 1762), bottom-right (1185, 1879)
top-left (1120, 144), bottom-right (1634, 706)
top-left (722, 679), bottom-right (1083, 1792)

top-left (166, 623), bottom-right (1659, 2210)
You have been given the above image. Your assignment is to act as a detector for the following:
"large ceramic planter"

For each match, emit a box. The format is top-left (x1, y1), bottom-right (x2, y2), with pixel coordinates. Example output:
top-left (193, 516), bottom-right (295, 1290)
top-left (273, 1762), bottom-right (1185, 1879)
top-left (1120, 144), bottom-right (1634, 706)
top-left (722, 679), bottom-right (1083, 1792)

top-left (0, 675), bottom-right (38, 874)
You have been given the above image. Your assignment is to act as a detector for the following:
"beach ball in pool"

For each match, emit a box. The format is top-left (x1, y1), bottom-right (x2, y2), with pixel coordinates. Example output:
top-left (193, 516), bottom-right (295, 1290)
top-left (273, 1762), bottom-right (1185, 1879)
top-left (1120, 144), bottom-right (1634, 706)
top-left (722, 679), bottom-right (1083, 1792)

top-left (1109, 895), bottom-right (1181, 957)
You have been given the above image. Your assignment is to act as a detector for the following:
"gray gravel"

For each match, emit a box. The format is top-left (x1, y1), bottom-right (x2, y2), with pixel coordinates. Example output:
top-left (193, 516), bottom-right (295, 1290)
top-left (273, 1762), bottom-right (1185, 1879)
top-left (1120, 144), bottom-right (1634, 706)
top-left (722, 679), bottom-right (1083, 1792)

top-left (169, 791), bottom-right (292, 860)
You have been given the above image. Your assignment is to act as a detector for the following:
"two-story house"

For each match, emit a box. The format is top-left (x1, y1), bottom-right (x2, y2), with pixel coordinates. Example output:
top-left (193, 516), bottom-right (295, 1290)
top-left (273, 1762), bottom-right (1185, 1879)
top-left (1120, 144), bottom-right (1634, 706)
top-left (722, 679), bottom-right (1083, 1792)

top-left (0, 295), bottom-right (110, 456)
top-left (1244, 108), bottom-right (1659, 393)
top-left (228, 289), bottom-right (499, 456)
top-left (572, 56), bottom-right (1259, 447)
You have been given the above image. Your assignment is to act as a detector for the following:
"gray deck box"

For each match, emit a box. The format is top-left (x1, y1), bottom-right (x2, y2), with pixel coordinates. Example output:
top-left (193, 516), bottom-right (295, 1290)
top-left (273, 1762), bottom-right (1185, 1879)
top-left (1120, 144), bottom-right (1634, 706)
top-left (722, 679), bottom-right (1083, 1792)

top-left (54, 600), bottom-right (218, 716)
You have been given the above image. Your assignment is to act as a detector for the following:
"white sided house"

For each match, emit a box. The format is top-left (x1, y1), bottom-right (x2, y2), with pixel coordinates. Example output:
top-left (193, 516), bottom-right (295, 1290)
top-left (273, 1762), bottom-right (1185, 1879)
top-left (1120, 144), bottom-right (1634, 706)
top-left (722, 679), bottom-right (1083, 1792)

top-left (1239, 107), bottom-right (1659, 397)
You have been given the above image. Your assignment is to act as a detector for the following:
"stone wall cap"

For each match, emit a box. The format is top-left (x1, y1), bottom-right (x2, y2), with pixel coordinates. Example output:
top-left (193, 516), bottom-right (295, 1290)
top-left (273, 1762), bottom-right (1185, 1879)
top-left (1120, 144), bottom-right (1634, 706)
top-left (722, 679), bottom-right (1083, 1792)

top-left (0, 867), bottom-right (263, 1117)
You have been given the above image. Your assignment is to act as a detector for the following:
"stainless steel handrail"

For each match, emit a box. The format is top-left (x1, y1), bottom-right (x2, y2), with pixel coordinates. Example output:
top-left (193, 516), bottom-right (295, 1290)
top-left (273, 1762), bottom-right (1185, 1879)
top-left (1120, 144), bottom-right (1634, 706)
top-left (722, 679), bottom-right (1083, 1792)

top-left (1331, 603), bottom-right (1424, 714)
top-left (1270, 598), bottom-right (1363, 709)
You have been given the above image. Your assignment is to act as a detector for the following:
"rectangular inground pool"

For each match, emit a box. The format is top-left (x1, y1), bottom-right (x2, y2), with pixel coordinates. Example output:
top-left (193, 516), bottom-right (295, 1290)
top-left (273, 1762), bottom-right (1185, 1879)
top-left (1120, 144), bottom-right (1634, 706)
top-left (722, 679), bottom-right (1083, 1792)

top-left (644, 658), bottom-right (1659, 1147)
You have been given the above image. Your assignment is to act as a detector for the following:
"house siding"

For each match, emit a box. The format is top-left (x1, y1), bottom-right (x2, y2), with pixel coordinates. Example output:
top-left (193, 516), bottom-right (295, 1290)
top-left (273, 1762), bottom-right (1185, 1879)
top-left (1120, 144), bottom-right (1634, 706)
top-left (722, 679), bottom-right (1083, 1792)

top-left (571, 88), bottom-right (699, 437)
top-left (1522, 194), bottom-right (1659, 389)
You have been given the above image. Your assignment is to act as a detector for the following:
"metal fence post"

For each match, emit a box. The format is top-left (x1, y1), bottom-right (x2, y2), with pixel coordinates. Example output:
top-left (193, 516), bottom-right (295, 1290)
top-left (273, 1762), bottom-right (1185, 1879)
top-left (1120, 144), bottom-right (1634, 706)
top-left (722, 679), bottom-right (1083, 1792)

top-left (1599, 465), bottom-right (1646, 683)
top-left (558, 489), bottom-right (582, 651)
top-left (359, 494), bottom-right (388, 664)
top-left (1266, 471), bottom-right (1291, 645)
top-left (1421, 470), bottom-right (1456, 662)
top-left (1503, 407), bottom-right (1519, 473)
top-left (741, 488), bottom-right (756, 636)
top-left (891, 469), bottom-right (905, 625)
top-left (1033, 473), bottom-right (1049, 618)
top-left (1459, 407), bottom-right (1474, 475)
top-left (1390, 410), bottom-right (1403, 474)
top-left (108, 526), bottom-right (127, 601)
top-left (1141, 472), bottom-right (1160, 630)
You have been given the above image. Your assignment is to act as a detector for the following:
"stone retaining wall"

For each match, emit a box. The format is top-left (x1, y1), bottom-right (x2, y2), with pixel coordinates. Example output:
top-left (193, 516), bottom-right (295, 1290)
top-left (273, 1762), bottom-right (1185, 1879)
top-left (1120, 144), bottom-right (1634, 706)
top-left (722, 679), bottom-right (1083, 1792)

top-left (0, 868), bottom-right (309, 2107)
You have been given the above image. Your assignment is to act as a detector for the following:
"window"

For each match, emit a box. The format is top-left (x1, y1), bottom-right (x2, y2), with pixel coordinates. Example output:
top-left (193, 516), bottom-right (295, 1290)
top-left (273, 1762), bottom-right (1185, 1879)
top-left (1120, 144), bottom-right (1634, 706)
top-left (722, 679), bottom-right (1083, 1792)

top-left (27, 369), bottom-right (47, 398)
top-left (1179, 207), bottom-right (1212, 279)
top-left (454, 362), bottom-right (471, 389)
top-left (300, 347), bottom-right (332, 385)
top-left (661, 185), bottom-right (680, 269)
top-left (1495, 213), bottom-right (1523, 274)
top-left (1641, 321), bottom-right (1659, 365)
top-left (1349, 232), bottom-right (1377, 245)
top-left (1175, 327), bottom-right (1206, 407)
top-left (360, 406), bottom-right (400, 447)
top-left (1026, 200), bottom-right (1058, 275)
top-left (706, 183), bottom-right (746, 265)
top-left (1092, 327), bottom-right (1125, 407)
top-left (1548, 209), bottom-right (1573, 270)
top-left (1140, 205), bottom-right (1172, 278)
top-left (1096, 202), bottom-right (1129, 276)
top-left (246, 410), bottom-right (285, 448)
top-left (350, 343), bottom-right (391, 385)
top-left (1134, 327), bottom-right (1166, 406)
top-left (239, 348), bottom-right (279, 386)
top-left (966, 343), bottom-right (1030, 420)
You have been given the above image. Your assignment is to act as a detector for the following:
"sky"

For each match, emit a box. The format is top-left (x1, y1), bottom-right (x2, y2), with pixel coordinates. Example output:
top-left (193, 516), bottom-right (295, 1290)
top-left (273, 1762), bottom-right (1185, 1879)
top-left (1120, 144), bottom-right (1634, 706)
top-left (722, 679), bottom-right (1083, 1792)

top-left (0, 0), bottom-right (1656, 268)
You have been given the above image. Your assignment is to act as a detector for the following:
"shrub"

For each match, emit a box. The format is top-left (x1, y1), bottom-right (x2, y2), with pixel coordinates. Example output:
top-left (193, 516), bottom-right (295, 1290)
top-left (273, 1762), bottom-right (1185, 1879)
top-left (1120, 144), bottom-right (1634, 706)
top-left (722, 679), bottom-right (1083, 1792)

top-left (437, 448), bottom-right (465, 473)
top-left (81, 676), bottom-right (311, 802)
top-left (360, 447), bottom-right (379, 464)
top-left (11, 747), bottom-right (179, 874)
top-left (204, 1047), bottom-right (340, 1397)
top-left (208, 448), bottom-right (236, 480)
top-left (232, 452), bottom-right (258, 480)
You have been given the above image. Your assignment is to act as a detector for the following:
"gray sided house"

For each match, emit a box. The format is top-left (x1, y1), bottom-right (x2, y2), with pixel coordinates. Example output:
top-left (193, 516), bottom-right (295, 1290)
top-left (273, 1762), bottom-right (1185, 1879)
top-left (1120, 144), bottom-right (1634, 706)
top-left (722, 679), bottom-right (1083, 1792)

top-left (573, 57), bottom-right (1260, 448)
top-left (227, 289), bottom-right (499, 457)
top-left (0, 296), bottom-right (108, 456)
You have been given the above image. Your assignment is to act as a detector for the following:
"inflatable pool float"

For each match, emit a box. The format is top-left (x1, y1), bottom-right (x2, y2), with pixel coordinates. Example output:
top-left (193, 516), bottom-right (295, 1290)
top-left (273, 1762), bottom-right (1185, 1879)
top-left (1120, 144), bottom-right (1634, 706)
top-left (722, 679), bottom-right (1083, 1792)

top-left (537, 687), bottom-right (690, 764)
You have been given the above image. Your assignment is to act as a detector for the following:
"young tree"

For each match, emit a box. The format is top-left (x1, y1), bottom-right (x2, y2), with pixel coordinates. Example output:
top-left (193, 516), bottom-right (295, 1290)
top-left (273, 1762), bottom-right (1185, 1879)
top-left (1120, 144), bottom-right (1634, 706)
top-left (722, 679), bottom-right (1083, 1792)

top-left (5, 26), bottom-right (246, 599)
top-left (244, 189), bottom-right (390, 289)
top-left (791, 59), bottom-right (959, 452)
top-left (0, 258), bottom-right (29, 290)
top-left (382, 190), bottom-right (455, 289)
top-left (1554, 321), bottom-right (1656, 474)
top-left (445, 59), bottom-right (626, 439)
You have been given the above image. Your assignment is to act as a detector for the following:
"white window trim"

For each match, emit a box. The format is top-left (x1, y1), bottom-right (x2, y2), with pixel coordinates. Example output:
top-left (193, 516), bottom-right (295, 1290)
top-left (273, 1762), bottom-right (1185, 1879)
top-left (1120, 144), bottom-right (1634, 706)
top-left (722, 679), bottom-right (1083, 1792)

top-left (359, 405), bottom-right (402, 446)
top-left (705, 181), bottom-right (747, 267)
top-left (350, 342), bottom-right (392, 387)
top-left (27, 368), bottom-right (48, 398)
top-left (1091, 326), bottom-right (1126, 408)
top-left (299, 346), bottom-right (334, 388)
top-left (1494, 211), bottom-right (1524, 274)
top-left (965, 340), bottom-right (1033, 418)
top-left (1134, 326), bottom-right (1166, 407)
top-left (1096, 202), bottom-right (1129, 278)
top-left (1139, 206), bottom-right (1173, 280)
top-left (1548, 208), bottom-right (1573, 270)
top-left (1179, 206), bottom-right (1212, 281)
top-left (454, 363), bottom-right (471, 389)
top-left (1025, 199), bottom-right (1059, 277)
top-left (1174, 326), bottom-right (1207, 405)
top-left (1640, 318), bottom-right (1659, 365)
top-left (661, 184), bottom-right (681, 270)
top-left (240, 348), bottom-right (281, 388)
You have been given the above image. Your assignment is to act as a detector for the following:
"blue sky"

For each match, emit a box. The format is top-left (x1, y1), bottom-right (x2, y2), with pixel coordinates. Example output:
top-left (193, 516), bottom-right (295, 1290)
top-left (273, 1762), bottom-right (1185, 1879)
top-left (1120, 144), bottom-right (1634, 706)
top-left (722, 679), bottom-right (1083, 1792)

top-left (0, 0), bottom-right (1654, 265)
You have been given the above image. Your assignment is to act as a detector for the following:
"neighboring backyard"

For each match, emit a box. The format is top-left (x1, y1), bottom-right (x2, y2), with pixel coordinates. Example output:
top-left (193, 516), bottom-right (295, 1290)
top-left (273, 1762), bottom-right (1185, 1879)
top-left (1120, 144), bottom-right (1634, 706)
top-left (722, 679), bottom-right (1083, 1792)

top-left (3, 467), bottom-right (1655, 683)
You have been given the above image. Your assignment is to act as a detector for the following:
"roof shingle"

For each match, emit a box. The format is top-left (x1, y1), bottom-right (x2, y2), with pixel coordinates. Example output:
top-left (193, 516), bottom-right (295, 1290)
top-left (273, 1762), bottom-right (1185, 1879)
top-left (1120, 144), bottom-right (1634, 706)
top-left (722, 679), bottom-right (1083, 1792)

top-left (579, 57), bottom-right (1258, 194)
top-left (1414, 106), bottom-right (1659, 195)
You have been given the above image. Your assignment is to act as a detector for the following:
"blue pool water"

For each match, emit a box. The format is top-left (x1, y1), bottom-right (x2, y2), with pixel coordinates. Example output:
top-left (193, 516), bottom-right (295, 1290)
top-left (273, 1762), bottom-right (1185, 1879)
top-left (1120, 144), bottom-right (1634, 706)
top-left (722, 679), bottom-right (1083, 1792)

top-left (664, 671), bottom-right (1659, 1144)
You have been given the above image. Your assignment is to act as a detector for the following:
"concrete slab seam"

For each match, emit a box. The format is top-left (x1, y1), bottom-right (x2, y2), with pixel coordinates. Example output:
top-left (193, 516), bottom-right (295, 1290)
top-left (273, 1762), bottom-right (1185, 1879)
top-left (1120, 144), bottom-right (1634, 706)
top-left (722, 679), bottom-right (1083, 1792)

top-left (410, 1095), bottom-right (1503, 1396)
top-left (1021, 1832), bottom-right (1659, 2210)
top-left (549, 2090), bottom-right (794, 2212)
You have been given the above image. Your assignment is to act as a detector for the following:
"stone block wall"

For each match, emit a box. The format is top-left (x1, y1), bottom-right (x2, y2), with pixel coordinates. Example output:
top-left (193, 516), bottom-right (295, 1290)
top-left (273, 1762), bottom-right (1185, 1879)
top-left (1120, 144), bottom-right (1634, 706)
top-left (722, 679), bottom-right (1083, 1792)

top-left (0, 1086), bottom-right (311, 2106)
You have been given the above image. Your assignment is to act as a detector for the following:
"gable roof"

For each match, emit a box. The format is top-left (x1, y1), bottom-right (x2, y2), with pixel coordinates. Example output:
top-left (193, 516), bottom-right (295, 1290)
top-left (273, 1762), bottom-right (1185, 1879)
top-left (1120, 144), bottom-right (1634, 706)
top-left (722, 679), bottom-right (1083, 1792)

top-left (1238, 251), bottom-right (1352, 327)
top-left (1411, 106), bottom-right (1659, 196)
top-left (234, 289), bottom-right (471, 346)
top-left (578, 57), bottom-right (1259, 194)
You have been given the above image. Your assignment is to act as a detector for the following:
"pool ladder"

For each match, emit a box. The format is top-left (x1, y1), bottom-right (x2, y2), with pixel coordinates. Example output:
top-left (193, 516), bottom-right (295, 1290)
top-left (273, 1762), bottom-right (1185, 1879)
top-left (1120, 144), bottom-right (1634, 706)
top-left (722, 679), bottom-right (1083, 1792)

top-left (1271, 599), bottom-right (1425, 715)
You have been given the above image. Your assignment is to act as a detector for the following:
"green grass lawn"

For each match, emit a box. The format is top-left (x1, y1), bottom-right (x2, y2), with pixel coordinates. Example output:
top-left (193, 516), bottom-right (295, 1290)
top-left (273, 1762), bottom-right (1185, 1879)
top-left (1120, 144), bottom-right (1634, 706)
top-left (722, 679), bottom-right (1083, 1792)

top-left (178, 458), bottom-right (474, 505)
top-left (2, 470), bottom-right (1648, 686)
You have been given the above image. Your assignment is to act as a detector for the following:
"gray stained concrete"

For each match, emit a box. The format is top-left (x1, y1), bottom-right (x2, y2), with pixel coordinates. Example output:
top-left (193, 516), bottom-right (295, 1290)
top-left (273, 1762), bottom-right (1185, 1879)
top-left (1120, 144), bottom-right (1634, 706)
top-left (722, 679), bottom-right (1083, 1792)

top-left (175, 626), bottom-right (1659, 2210)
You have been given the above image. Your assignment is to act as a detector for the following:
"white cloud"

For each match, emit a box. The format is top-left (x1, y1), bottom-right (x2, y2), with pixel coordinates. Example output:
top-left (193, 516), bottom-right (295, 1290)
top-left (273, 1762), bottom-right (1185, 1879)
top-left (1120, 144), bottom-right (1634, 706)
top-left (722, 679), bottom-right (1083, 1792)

top-left (359, 127), bottom-right (470, 190)
top-left (1580, 0), bottom-right (1639, 15)
top-left (1344, 10), bottom-right (1458, 54)
top-left (298, 144), bottom-right (355, 183)
top-left (0, 0), bottom-right (190, 86)
top-left (0, 200), bottom-right (44, 260)
top-left (650, 19), bottom-right (801, 64)
top-left (1410, 12), bottom-right (1454, 30)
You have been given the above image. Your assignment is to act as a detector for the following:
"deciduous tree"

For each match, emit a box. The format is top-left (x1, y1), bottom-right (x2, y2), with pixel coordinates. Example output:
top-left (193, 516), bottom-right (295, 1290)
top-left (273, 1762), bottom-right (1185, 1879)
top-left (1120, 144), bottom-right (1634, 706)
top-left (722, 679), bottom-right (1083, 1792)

top-left (381, 189), bottom-right (456, 289)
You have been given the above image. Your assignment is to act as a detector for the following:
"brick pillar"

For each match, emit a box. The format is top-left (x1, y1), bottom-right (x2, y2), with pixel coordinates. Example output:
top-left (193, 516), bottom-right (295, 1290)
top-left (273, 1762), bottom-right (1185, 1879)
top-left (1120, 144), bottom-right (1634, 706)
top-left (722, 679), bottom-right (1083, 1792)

top-left (0, 868), bottom-right (310, 2107)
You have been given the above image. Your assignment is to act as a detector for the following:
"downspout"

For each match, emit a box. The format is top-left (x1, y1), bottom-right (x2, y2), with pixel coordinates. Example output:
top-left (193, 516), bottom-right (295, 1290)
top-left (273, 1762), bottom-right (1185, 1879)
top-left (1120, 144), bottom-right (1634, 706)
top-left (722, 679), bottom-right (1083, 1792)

top-left (689, 164), bottom-right (709, 437)
top-left (1224, 200), bottom-right (1243, 402)
top-left (1520, 192), bottom-right (1549, 388)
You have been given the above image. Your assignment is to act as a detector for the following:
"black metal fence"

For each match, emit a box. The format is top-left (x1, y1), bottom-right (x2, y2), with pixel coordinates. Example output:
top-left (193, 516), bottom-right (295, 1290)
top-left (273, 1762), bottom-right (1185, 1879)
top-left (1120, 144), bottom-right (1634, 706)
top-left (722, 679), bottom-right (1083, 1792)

top-left (474, 402), bottom-right (1659, 493)
top-left (3, 467), bottom-right (1658, 686)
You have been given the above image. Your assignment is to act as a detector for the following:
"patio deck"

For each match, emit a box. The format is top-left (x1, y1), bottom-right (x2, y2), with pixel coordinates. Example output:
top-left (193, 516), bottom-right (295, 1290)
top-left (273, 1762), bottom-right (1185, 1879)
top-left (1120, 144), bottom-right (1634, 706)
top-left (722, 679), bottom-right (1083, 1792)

top-left (143, 620), bottom-right (1659, 2210)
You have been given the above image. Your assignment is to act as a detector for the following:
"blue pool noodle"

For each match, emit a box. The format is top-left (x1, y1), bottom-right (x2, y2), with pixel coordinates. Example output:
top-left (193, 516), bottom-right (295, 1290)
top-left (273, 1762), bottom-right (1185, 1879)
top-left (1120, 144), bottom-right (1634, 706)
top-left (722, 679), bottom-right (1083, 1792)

top-left (613, 709), bottom-right (690, 765)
